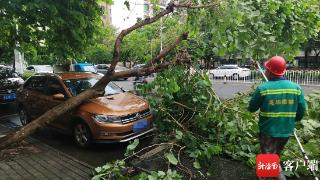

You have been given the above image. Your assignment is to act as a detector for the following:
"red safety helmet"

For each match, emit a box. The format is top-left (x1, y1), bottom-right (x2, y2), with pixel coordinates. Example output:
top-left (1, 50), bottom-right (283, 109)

top-left (264, 56), bottom-right (286, 76)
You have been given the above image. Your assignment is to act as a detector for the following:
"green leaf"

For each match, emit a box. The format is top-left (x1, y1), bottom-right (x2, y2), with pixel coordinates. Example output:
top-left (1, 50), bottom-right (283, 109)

top-left (102, 164), bottom-right (111, 170)
top-left (269, 36), bottom-right (276, 42)
top-left (168, 81), bottom-right (180, 93)
top-left (157, 171), bottom-right (166, 177)
top-left (193, 161), bottom-right (201, 169)
top-left (125, 139), bottom-right (139, 156)
top-left (252, 10), bottom-right (260, 17)
top-left (165, 153), bottom-right (178, 165)
top-left (147, 171), bottom-right (158, 180)
top-left (175, 130), bottom-right (183, 140)
top-left (105, 0), bottom-right (113, 4)
top-left (95, 166), bottom-right (102, 173)
top-left (208, 145), bottom-right (222, 155)
top-left (92, 173), bottom-right (107, 180)
top-left (134, 172), bottom-right (148, 180)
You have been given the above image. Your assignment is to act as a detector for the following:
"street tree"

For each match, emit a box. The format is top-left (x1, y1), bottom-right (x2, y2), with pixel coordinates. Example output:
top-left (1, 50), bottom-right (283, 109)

top-left (121, 15), bottom-right (186, 66)
top-left (186, 0), bottom-right (320, 62)
top-left (0, 0), bottom-right (102, 64)
top-left (82, 26), bottom-right (116, 64)
top-left (303, 33), bottom-right (320, 68)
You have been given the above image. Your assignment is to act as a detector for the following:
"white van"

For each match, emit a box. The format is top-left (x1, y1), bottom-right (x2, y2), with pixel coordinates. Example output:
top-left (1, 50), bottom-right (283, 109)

top-left (25, 65), bottom-right (54, 73)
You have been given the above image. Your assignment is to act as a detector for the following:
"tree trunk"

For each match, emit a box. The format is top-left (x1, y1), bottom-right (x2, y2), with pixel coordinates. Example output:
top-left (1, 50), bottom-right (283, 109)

top-left (305, 50), bottom-right (309, 69)
top-left (316, 50), bottom-right (320, 68)
top-left (0, 89), bottom-right (99, 149)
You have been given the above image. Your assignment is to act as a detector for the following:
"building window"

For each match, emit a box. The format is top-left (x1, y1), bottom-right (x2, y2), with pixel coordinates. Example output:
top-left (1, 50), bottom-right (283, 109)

top-left (144, 4), bottom-right (149, 14)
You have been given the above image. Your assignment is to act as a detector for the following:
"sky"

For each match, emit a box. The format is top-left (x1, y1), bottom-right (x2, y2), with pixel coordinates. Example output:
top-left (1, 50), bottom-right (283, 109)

top-left (111, 0), bottom-right (147, 31)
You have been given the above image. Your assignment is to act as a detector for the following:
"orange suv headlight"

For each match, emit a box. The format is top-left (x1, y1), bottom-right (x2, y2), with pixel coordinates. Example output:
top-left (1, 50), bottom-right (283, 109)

top-left (93, 114), bottom-right (122, 124)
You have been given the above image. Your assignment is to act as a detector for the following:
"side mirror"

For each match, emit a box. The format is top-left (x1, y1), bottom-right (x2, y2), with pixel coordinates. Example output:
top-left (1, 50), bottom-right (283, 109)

top-left (52, 93), bottom-right (65, 100)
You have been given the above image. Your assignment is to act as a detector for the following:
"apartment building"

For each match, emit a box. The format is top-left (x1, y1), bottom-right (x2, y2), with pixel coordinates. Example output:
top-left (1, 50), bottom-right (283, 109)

top-left (102, 0), bottom-right (169, 31)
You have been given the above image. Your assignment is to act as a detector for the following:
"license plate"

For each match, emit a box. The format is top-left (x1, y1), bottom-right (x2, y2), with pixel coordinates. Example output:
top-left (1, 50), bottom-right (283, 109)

top-left (2, 94), bottom-right (16, 100)
top-left (133, 119), bottom-right (148, 133)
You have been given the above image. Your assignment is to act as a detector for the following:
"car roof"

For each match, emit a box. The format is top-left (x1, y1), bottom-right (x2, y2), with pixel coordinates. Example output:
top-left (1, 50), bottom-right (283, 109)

top-left (34, 72), bottom-right (97, 80)
top-left (74, 63), bottom-right (93, 66)
top-left (29, 65), bottom-right (52, 67)
top-left (222, 64), bottom-right (238, 66)
top-left (57, 72), bottom-right (98, 80)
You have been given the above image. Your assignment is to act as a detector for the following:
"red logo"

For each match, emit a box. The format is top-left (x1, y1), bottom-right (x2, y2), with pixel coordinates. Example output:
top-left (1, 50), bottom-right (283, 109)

top-left (256, 154), bottom-right (280, 178)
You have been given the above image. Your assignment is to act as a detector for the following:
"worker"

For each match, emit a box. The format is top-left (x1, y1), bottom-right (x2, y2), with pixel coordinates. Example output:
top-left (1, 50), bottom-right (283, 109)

top-left (248, 56), bottom-right (306, 180)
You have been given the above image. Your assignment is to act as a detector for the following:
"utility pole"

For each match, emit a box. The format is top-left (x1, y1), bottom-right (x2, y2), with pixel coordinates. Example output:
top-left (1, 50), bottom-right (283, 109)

top-left (13, 23), bottom-right (19, 72)
top-left (159, 5), bottom-right (166, 52)
top-left (160, 16), bottom-right (163, 51)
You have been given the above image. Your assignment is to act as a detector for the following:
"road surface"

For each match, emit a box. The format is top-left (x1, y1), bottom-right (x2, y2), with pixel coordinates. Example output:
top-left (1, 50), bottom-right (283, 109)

top-left (115, 79), bottom-right (320, 99)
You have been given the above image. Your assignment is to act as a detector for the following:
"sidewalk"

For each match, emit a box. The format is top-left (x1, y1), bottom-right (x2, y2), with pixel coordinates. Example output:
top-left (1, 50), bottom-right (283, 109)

top-left (0, 122), bottom-right (93, 180)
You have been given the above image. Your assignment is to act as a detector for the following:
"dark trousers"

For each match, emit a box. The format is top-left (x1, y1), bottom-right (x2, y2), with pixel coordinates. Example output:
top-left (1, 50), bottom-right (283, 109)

top-left (259, 133), bottom-right (289, 180)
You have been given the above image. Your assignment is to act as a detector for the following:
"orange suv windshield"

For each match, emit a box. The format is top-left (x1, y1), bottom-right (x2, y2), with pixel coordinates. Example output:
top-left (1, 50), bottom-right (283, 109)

top-left (63, 77), bottom-right (123, 96)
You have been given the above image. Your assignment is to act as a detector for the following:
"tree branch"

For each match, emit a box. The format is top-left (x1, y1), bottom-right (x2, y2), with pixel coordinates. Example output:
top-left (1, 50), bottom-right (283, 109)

top-left (174, 1), bottom-right (220, 9)
top-left (93, 32), bottom-right (188, 89)
top-left (107, 0), bottom-right (219, 75)
top-left (145, 32), bottom-right (188, 67)
top-left (107, 1), bottom-right (176, 75)
top-left (110, 57), bottom-right (190, 80)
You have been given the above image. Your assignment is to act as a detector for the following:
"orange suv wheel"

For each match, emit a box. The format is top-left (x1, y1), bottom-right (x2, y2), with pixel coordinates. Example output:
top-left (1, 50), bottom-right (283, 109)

top-left (73, 121), bottom-right (92, 148)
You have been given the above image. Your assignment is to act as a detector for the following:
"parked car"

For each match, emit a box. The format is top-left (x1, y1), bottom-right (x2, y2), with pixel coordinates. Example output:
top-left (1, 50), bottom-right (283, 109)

top-left (70, 63), bottom-right (97, 73)
top-left (0, 66), bottom-right (24, 104)
top-left (133, 73), bottom-right (156, 91)
top-left (134, 73), bottom-right (156, 84)
top-left (115, 66), bottom-right (129, 73)
top-left (95, 64), bottom-right (109, 74)
top-left (132, 64), bottom-right (145, 69)
top-left (96, 64), bottom-right (129, 80)
top-left (17, 72), bottom-right (154, 147)
top-left (25, 65), bottom-right (53, 73)
top-left (209, 65), bottom-right (251, 79)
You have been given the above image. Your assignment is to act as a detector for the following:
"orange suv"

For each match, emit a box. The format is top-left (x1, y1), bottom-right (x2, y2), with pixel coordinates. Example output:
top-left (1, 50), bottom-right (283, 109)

top-left (17, 72), bottom-right (154, 147)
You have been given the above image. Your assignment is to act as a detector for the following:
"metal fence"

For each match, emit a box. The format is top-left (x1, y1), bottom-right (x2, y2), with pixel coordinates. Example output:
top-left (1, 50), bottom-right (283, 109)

top-left (210, 70), bottom-right (320, 86)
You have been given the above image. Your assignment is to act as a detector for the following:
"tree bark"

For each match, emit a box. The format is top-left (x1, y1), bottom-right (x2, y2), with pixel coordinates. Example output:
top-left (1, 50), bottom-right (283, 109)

top-left (0, 89), bottom-right (99, 149)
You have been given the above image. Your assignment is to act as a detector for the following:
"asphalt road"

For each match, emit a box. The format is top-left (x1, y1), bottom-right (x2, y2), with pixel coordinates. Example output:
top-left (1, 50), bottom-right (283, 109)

top-left (1, 80), bottom-right (319, 167)
top-left (115, 79), bottom-right (320, 99)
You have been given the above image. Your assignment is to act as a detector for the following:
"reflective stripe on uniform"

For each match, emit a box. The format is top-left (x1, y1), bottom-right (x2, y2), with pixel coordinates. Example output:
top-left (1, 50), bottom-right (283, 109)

top-left (260, 89), bottom-right (301, 96)
top-left (260, 112), bottom-right (296, 118)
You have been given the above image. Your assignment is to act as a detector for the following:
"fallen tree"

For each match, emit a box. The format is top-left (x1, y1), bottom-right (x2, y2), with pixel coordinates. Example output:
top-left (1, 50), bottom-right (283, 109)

top-left (0, 1), bottom-right (218, 150)
top-left (91, 66), bottom-right (320, 179)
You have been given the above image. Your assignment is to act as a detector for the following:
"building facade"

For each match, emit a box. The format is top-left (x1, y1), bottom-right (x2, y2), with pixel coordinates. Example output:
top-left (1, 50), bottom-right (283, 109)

top-left (100, 2), bottom-right (112, 26)
top-left (105, 0), bottom-right (169, 31)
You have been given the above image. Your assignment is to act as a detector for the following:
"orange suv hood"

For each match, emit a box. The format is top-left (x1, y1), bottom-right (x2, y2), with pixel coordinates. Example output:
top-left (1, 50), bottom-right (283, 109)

top-left (79, 92), bottom-right (149, 116)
